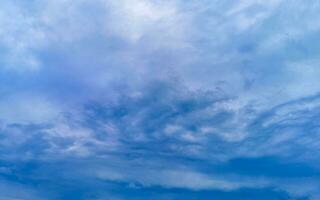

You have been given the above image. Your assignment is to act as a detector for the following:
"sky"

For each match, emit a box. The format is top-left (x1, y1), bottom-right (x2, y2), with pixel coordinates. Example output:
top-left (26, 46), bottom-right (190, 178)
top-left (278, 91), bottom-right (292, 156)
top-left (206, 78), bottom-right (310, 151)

top-left (0, 0), bottom-right (320, 199)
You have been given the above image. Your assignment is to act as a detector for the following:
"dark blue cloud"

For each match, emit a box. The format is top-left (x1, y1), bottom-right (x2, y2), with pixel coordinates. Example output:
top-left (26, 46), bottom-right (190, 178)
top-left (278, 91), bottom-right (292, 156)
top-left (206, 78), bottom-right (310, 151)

top-left (0, 80), bottom-right (318, 199)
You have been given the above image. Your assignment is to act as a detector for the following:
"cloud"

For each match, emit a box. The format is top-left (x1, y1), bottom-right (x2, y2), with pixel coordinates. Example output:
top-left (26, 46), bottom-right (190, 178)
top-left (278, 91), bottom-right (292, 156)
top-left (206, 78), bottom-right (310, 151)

top-left (0, 0), bottom-right (320, 199)
top-left (0, 179), bottom-right (44, 200)
top-left (0, 92), bottom-right (61, 124)
top-left (0, 79), bottom-right (317, 199)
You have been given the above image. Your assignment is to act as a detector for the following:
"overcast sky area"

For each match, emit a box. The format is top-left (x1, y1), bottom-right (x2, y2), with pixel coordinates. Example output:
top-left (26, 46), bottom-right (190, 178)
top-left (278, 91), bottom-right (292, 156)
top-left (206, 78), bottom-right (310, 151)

top-left (0, 0), bottom-right (320, 199)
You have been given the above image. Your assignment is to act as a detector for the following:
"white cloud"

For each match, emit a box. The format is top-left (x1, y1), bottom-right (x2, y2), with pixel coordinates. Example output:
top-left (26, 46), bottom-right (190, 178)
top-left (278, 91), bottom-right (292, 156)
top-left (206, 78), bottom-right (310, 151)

top-left (0, 93), bottom-right (61, 124)
top-left (95, 165), bottom-right (270, 191)
top-left (103, 0), bottom-right (191, 48)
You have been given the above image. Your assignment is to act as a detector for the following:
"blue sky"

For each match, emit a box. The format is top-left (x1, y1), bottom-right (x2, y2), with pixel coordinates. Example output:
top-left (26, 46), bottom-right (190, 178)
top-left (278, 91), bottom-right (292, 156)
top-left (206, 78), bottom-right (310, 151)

top-left (0, 0), bottom-right (320, 199)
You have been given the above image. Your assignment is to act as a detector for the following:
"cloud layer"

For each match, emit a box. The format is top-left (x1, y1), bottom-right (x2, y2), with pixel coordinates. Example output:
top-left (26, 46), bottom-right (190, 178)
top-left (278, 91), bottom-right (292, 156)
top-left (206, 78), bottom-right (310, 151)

top-left (0, 0), bottom-right (320, 199)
